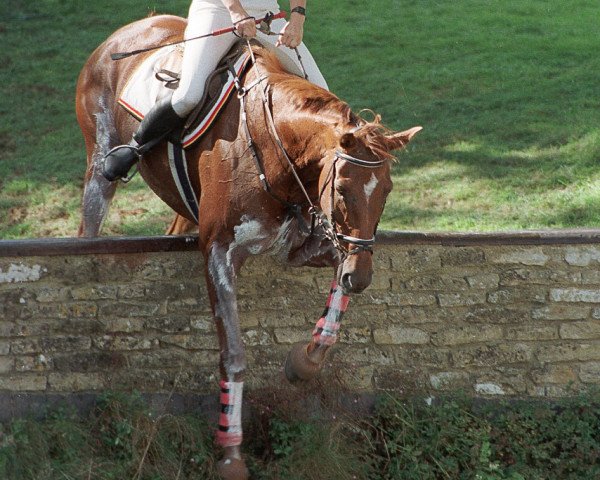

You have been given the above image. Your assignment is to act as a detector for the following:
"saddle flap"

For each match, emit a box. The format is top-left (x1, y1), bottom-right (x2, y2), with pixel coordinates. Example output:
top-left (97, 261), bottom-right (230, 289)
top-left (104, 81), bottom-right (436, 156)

top-left (118, 40), bottom-right (252, 148)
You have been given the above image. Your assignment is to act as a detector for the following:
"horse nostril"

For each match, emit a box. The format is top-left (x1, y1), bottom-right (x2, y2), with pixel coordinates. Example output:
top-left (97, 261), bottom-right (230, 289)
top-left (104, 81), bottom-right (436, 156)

top-left (341, 273), bottom-right (353, 292)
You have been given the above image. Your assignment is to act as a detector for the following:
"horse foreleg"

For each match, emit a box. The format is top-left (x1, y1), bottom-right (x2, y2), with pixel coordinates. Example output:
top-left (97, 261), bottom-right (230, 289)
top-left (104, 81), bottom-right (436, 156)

top-left (204, 241), bottom-right (249, 480)
top-left (285, 279), bottom-right (351, 383)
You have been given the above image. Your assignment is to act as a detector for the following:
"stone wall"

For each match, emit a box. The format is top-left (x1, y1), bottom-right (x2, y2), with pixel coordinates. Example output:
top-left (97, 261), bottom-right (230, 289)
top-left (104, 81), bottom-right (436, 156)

top-left (2, 231), bottom-right (600, 414)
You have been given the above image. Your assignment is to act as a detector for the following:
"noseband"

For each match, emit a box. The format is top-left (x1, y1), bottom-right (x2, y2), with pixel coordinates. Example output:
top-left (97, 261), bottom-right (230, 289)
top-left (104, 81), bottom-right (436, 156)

top-left (235, 42), bottom-right (387, 259)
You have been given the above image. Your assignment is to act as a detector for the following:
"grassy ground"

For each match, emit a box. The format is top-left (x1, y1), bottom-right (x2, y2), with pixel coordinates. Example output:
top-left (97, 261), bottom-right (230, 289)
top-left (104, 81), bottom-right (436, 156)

top-left (1, 0), bottom-right (600, 238)
top-left (2, 390), bottom-right (600, 479)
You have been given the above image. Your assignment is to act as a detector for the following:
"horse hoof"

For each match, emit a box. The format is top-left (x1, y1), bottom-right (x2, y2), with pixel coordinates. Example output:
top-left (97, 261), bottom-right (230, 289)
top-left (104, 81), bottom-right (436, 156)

top-left (217, 457), bottom-right (249, 480)
top-left (284, 343), bottom-right (322, 383)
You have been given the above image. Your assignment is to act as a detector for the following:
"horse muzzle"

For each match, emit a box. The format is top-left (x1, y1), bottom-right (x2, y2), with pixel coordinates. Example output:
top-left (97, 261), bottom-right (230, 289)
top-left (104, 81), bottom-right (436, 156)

top-left (338, 251), bottom-right (373, 294)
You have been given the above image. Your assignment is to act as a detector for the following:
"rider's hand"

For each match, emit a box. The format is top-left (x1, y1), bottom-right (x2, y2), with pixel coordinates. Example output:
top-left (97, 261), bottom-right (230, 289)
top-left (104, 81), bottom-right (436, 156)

top-left (276, 14), bottom-right (304, 48)
top-left (231, 11), bottom-right (257, 38)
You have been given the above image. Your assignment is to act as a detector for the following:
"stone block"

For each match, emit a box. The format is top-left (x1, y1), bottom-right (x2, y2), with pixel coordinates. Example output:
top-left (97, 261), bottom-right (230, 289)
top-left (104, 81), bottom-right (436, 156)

top-left (564, 246), bottom-right (600, 266)
top-left (372, 291), bottom-right (437, 307)
top-left (402, 275), bottom-right (468, 291)
top-left (532, 364), bottom-right (577, 384)
top-left (117, 283), bottom-right (147, 299)
top-left (35, 286), bottom-right (71, 303)
top-left (15, 354), bottom-right (53, 373)
top-left (53, 352), bottom-right (126, 373)
top-left (273, 328), bottom-right (311, 345)
top-left (536, 343), bottom-right (600, 363)
top-left (438, 291), bottom-right (486, 307)
top-left (560, 321), bottom-right (600, 340)
top-left (532, 305), bottom-right (590, 321)
top-left (11, 336), bottom-right (92, 355)
top-left (579, 362), bottom-right (600, 383)
top-left (99, 301), bottom-right (164, 318)
top-left (337, 345), bottom-right (396, 366)
top-left (581, 270), bottom-right (600, 284)
top-left (505, 324), bottom-right (558, 341)
top-left (466, 274), bottom-right (500, 289)
top-left (487, 248), bottom-right (549, 266)
top-left (339, 327), bottom-right (371, 344)
top-left (127, 350), bottom-right (219, 370)
top-left (48, 372), bottom-right (104, 391)
top-left (0, 262), bottom-right (45, 284)
top-left (474, 383), bottom-right (506, 395)
top-left (94, 335), bottom-right (158, 351)
top-left (0, 357), bottom-right (14, 374)
top-left (0, 374), bottom-right (47, 391)
top-left (440, 247), bottom-right (485, 267)
top-left (144, 316), bottom-right (192, 334)
top-left (243, 329), bottom-right (273, 347)
top-left (550, 288), bottom-right (600, 303)
top-left (430, 371), bottom-right (469, 390)
top-left (452, 343), bottom-right (533, 368)
top-left (390, 248), bottom-right (441, 274)
top-left (465, 307), bottom-right (530, 324)
top-left (0, 342), bottom-right (10, 355)
top-left (160, 333), bottom-right (219, 350)
top-left (100, 317), bottom-right (146, 333)
top-left (71, 285), bottom-right (118, 301)
top-left (432, 325), bottom-right (503, 346)
top-left (386, 306), bottom-right (444, 324)
top-left (500, 269), bottom-right (580, 287)
top-left (487, 288), bottom-right (546, 305)
top-left (373, 326), bottom-right (429, 345)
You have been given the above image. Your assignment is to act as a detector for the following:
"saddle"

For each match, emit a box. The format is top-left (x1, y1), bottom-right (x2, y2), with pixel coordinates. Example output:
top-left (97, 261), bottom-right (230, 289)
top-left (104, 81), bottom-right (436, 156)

top-left (117, 40), bottom-right (253, 148)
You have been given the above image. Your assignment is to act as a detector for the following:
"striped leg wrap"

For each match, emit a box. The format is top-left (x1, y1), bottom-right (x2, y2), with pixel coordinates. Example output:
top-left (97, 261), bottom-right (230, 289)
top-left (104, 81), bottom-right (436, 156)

top-left (216, 380), bottom-right (244, 447)
top-left (312, 281), bottom-right (350, 346)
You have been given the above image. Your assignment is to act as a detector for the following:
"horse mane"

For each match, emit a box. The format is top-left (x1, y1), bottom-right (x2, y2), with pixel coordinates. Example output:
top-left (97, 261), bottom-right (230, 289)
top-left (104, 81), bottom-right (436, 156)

top-left (253, 46), bottom-right (395, 161)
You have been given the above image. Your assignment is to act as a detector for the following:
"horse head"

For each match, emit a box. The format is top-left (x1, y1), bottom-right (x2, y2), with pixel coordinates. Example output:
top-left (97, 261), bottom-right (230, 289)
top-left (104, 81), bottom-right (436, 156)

top-left (317, 120), bottom-right (422, 294)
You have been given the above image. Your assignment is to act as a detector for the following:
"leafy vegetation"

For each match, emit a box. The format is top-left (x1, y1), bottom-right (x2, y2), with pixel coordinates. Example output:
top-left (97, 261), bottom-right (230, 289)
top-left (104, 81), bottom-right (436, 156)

top-left (1, 0), bottom-right (600, 238)
top-left (2, 390), bottom-right (599, 479)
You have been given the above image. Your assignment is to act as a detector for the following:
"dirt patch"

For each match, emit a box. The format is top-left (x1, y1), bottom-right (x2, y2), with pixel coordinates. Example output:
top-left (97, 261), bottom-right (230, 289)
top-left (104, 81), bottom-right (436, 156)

top-left (8, 207), bottom-right (27, 225)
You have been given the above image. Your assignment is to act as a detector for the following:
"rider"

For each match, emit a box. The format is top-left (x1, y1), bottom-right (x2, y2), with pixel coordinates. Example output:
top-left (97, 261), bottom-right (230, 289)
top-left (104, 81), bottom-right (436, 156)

top-left (102, 0), bottom-right (328, 182)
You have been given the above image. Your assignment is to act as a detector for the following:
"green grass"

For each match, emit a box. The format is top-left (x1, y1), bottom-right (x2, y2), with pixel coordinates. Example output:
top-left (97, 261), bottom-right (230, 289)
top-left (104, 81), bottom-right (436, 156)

top-left (2, 390), bottom-right (600, 479)
top-left (1, 0), bottom-right (600, 238)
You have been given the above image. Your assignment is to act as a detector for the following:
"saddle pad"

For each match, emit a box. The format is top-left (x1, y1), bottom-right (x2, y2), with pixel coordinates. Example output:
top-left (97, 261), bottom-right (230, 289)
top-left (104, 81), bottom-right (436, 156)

top-left (118, 45), bottom-right (251, 148)
top-left (118, 45), bottom-right (183, 121)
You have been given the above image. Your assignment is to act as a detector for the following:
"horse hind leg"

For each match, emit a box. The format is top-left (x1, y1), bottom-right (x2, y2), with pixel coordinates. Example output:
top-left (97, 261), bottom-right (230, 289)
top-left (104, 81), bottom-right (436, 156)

top-left (78, 98), bottom-right (119, 237)
top-left (78, 150), bottom-right (118, 237)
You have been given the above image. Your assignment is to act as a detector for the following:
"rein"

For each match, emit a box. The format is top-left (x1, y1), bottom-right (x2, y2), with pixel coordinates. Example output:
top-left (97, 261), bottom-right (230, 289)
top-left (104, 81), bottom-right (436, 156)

top-left (234, 41), bottom-right (385, 259)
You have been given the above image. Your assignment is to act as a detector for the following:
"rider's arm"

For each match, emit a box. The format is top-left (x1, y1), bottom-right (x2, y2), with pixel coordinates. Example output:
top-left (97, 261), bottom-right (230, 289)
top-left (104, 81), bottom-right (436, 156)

top-left (221, 0), bottom-right (257, 37)
top-left (276, 0), bottom-right (306, 48)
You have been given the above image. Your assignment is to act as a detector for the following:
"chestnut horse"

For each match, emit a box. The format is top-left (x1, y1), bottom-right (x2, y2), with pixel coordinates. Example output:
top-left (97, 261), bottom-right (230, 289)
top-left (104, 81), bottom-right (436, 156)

top-left (76, 14), bottom-right (421, 480)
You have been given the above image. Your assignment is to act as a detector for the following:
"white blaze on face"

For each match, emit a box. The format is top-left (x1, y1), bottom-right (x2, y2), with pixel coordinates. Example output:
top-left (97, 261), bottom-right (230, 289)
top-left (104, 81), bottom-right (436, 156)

top-left (363, 173), bottom-right (379, 204)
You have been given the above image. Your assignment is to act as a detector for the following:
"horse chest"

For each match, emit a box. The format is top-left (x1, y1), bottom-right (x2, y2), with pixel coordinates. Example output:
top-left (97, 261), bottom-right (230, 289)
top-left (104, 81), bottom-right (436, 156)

top-left (226, 216), bottom-right (298, 265)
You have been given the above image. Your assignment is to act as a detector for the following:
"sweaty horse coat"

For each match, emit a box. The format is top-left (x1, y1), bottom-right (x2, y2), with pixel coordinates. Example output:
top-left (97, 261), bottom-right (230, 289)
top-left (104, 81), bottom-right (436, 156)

top-left (76, 14), bottom-right (421, 480)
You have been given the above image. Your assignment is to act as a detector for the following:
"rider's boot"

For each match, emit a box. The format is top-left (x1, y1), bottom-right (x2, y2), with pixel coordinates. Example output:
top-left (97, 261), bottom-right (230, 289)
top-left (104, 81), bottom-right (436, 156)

top-left (102, 97), bottom-right (184, 181)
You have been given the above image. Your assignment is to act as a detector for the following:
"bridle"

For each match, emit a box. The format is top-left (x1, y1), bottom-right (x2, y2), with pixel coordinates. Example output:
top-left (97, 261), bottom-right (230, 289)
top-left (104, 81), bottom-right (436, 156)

top-left (233, 40), bottom-right (387, 260)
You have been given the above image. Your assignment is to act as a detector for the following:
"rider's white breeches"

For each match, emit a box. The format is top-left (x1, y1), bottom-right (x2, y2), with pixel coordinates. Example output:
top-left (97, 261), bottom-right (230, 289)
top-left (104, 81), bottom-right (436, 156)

top-left (171, 0), bottom-right (328, 117)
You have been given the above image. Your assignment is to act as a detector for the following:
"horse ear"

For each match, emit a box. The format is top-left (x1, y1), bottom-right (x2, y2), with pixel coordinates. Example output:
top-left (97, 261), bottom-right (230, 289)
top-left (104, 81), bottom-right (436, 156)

top-left (339, 132), bottom-right (357, 151)
top-left (385, 126), bottom-right (423, 151)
